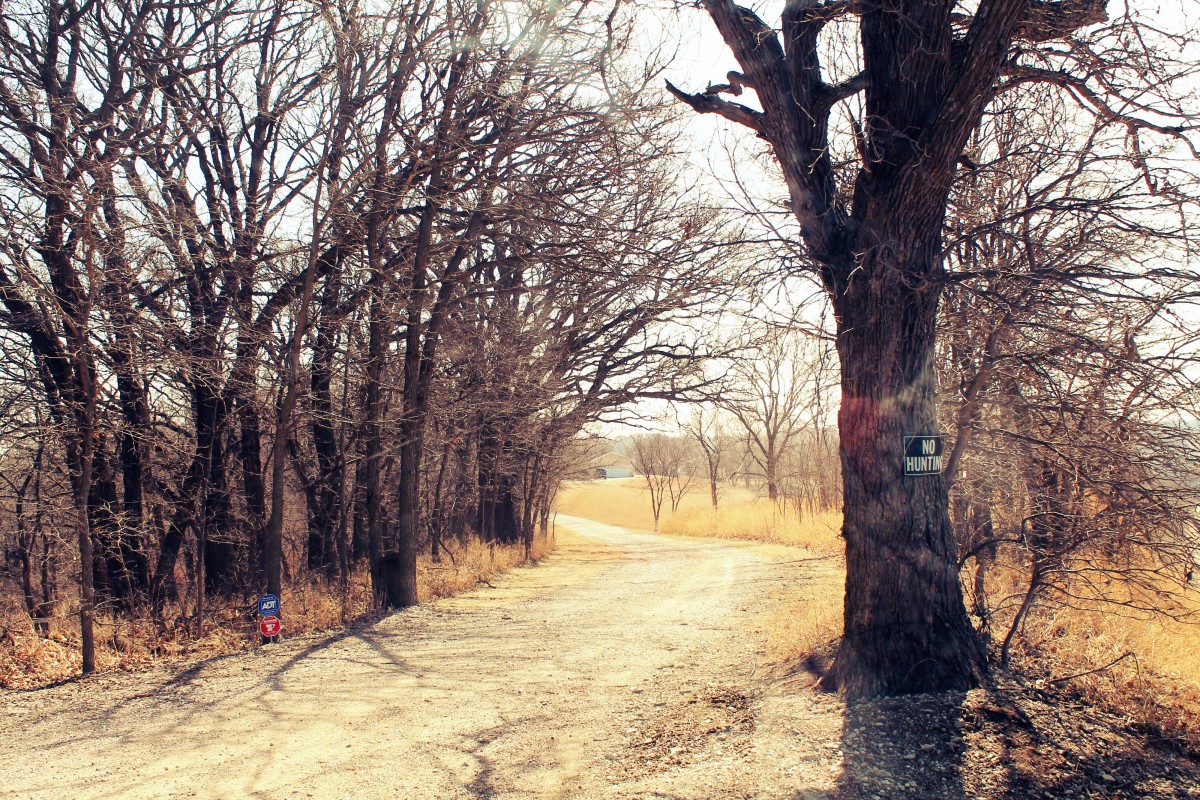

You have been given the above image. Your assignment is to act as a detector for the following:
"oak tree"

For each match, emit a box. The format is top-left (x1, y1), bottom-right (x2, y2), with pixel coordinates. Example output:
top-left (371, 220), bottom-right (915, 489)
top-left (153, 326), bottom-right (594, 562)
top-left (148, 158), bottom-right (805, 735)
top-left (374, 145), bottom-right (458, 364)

top-left (669, 0), bottom-right (1197, 696)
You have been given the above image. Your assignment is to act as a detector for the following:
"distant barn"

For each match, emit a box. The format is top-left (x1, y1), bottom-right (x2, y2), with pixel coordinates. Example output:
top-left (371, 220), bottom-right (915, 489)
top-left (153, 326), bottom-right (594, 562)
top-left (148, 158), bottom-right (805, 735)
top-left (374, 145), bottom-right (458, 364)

top-left (594, 467), bottom-right (634, 479)
top-left (586, 450), bottom-right (635, 480)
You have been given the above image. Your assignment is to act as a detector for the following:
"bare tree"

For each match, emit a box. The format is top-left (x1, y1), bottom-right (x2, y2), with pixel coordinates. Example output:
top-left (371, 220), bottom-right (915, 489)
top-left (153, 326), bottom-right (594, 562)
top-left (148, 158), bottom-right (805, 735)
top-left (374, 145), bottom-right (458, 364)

top-left (934, 87), bottom-right (1200, 662)
top-left (664, 437), bottom-right (700, 515)
top-left (683, 405), bottom-right (727, 509)
top-left (720, 327), bottom-right (825, 503)
top-left (0, 0), bottom-right (173, 671)
top-left (356, 0), bottom-right (738, 606)
top-left (0, 0), bottom-right (749, 678)
top-left (630, 434), bottom-right (673, 531)
top-left (669, 0), bottom-right (1199, 697)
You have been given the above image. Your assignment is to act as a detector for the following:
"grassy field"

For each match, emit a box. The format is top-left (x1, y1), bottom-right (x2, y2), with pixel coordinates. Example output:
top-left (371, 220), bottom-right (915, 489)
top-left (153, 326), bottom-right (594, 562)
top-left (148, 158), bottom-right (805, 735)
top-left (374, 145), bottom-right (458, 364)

top-left (555, 477), bottom-right (843, 556)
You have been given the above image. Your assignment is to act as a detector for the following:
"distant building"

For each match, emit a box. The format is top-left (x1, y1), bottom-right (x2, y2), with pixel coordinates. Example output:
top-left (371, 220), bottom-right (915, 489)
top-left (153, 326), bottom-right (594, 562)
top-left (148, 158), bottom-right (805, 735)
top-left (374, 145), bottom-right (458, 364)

top-left (587, 451), bottom-right (635, 480)
top-left (594, 467), bottom-right (634, 479)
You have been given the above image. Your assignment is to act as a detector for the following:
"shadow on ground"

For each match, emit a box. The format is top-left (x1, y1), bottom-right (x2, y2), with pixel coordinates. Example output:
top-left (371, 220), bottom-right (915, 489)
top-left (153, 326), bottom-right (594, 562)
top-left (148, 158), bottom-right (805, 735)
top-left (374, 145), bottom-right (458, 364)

top-left (836, 691), bottom-right (968, 799)
top-left (828, 684), bottom-right (1200, 799)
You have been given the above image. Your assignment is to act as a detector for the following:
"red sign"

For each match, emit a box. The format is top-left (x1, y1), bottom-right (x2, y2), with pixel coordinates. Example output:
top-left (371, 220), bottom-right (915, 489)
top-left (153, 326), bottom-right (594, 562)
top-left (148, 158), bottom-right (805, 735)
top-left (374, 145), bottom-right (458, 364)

top-left (259, 616), bottom-right (281, 638)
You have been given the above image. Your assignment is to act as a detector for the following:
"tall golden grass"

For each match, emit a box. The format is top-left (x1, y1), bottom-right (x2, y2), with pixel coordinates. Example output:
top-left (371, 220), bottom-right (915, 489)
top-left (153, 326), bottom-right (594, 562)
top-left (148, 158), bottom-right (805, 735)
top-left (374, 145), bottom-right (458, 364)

top-left (991, 563), bottom-right (1200, 748)
top-left (661, 503), bottom-right (843, 556)
top-left (555, 476), bottom-right (683, 531)
top-left (556, 477), bottom-right (842, 555)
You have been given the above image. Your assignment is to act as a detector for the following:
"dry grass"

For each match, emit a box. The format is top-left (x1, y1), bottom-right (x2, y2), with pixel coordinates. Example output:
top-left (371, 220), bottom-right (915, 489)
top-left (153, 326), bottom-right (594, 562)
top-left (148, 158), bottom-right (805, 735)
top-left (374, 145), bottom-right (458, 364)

top-left (557, 478), bottom-right (843, 556)
top-left (0, 604), bottom-right (262, 689)
top-left (0, 532), bottom-right (552, 690)
top-left (554, 477), bottom-right (704, 531)
top-left (661, 503), bottom-right (843, 556)
top-left (762, 579), bottom-right (844, 669)
top-left (418, 534), bottom-right (553, 600)
top-left (557, 478), bottom-right (1200, 736)
top-left (994, 569), bottom-right (1200, 751)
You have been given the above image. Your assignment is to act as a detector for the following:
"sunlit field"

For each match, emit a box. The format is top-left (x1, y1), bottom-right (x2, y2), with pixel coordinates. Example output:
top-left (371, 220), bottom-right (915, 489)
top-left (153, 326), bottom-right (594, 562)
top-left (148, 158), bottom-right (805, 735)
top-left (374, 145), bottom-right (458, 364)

top-left (556, 477), bottom-right (842, 555)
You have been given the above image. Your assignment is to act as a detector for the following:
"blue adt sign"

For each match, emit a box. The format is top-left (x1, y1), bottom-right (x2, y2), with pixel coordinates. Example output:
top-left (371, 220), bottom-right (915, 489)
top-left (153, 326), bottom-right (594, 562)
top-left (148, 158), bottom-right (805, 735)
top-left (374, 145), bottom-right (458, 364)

top-left (257, 594), bottom-right (280, 616)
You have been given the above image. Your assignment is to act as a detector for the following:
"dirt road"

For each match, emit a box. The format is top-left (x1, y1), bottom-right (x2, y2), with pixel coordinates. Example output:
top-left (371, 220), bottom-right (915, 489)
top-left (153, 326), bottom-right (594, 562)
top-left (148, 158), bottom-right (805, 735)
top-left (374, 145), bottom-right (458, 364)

top-left (6, 517), bottom-right (1196, 799)
top-left (1, 517), bottom-right (847, 800)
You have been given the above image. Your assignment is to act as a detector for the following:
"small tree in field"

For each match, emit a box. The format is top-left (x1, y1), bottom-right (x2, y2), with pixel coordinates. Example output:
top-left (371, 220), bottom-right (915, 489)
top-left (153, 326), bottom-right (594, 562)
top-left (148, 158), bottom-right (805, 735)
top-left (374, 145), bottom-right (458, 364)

top-left (629, 433), bottom-right (698, 529)
top-left (630, 434), bottom-right (673, 531)
top-left (720, 327), bottom-right (828, 504)
top-left (683, 406), bottom-right (727, 509)
top-left (664, 437), bottom-right (700, 515)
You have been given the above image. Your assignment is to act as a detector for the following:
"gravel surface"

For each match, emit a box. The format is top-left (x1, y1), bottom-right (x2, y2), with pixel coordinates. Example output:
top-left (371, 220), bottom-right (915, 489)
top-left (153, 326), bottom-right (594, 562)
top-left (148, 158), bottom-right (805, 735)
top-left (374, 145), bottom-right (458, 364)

top-left (2, 517), bottom-right (1197, 799)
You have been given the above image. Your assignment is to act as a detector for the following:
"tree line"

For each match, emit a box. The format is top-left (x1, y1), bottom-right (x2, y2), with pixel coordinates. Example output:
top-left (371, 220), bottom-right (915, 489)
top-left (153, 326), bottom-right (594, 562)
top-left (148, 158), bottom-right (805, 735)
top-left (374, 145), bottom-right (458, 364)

top-left (0, 0), bottom-right (740, 673)
top-left (4, 0), bottom-right (1198, 700)
top-left (624, 326), bottom-right (841, 531)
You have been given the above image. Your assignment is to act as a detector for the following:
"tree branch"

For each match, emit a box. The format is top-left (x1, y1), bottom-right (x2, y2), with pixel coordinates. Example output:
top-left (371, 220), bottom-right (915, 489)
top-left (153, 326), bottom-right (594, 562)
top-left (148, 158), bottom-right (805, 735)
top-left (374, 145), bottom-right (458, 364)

top-left (1000, 65), bottom-right (1199, 157)
top-left (818, 71), bottom-right (866, 110)
top-left (663, 80), bottom-right (765, 134)
top-left (1016, 0), bottom-right (1108, 43)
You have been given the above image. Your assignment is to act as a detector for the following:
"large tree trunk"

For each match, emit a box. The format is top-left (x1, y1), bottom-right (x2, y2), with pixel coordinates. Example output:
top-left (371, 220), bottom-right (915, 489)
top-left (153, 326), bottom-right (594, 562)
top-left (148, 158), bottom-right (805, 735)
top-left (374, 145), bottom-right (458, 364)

top-left (308, 281), bottom-right (344, 578)
top-left (151, 384), bottom-right (226, 609)
top-left (519, 451), bottom-right (542, 560)
top-left (387, 425), bottom-right (422, 608)
top-left (88, 441), bottom-right (126, 601)
top-left (429, 438), bottom-right (454, 563)
top-left (15, 457), bottom-right (51, 635)
top-left (195, 385), bottom-right (236, 595)
top-left (352, 443), bottom-right (371, 563)
top-left (229, 290), bottom-right (276, 587)
top-left (831, 263), bottom-right (985, 696)
top-left (70, 445), bottom-right (96, 674)
top-left (63, 362), bottom-right (98, 674)
top-left (114, 390), bottom-right (151, 598)
top-left (238, 401), bottom-right (267, 581)
top-left (264, 248), bottom-right (319, 609)
top-left (387, 266), bottom-right (430, 608)
top-left (99, 171), bottom-right (152, 604)
top-left (363, 289), bottom-right (386, 600)
top-left (669, 0), bottom-right (1093, 699)
top-left (764, 452), bottom-right (779, 503)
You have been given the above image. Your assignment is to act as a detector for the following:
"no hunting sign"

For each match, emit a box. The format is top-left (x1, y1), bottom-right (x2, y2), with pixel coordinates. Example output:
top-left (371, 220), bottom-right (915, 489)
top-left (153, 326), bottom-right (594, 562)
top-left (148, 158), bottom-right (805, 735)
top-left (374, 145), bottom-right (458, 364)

top-left (903, 435), bottom-right (944, 476)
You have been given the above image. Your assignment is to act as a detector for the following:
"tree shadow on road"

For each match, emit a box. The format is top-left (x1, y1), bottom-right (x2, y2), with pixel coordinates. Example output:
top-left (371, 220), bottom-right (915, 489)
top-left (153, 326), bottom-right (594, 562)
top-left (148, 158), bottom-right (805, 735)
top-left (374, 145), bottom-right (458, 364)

top-left (832, 684), bottom-right (1200, 799)
top-left (835, 690), bottom-right (969, 800)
